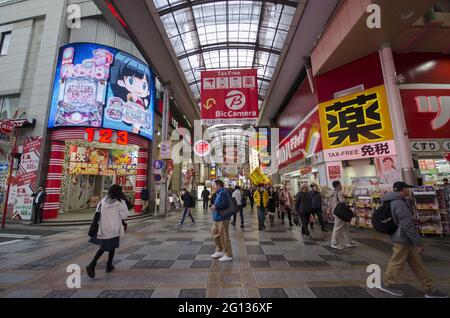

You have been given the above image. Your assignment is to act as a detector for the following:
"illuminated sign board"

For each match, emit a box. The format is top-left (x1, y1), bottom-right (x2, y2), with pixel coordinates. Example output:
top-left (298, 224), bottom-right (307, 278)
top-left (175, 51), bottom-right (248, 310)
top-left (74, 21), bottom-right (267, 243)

top-left (48, 43), bottom-right (155, 140)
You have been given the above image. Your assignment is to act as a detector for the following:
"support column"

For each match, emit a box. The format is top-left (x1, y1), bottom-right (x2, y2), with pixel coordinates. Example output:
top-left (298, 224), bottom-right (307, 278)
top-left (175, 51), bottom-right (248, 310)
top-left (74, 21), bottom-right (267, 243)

top-left (44, 141), bottom-right (65, 219)
top-left (159, 83), bottom-right (170, 216)
top-left (379, 43), bottom-right (416, 185)
top-left (134, 149), bottom-right (148, 213)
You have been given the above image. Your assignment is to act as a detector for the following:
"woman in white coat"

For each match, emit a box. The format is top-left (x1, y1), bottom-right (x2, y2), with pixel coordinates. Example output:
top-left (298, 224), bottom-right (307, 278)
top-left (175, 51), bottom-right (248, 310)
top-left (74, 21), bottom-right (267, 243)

top-left (87, 184), bottom-right (129, 278)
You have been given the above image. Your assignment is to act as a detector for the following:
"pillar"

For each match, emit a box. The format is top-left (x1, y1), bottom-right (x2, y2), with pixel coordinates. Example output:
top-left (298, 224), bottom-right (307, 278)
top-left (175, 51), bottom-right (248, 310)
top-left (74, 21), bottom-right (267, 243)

top-left (134, 149), bottom-right (148, 213)
top-left (43, 141), bottom-right (65, 219)
top-left (379, 43), bottom-right (416, 185)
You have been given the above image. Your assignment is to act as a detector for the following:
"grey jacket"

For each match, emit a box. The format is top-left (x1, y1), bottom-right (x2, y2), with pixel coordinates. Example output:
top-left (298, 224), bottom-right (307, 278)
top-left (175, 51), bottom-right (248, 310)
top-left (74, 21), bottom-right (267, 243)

top-left (381, 191), bottom-right (421, 246)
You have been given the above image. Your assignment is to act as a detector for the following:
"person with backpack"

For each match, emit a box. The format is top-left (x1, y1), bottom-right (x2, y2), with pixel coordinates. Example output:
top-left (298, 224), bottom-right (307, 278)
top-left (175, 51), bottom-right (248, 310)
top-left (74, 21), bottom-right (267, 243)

top-left (295, 185), bottom-right (313, 240)
top-left (86, 184), bottom-right (129, 278)
top-left (210, 179), bottom-right (233, 262)
top-left (329, 180), bottom-right (356, 250)
top-left (253, 184), bottom-right (269, 231)
top-left (179, 188), bottom-right (195, 226)
top-left (231, 186), bottom-right (244, 228)
top-left (376, 182), bottom-right (448, 298)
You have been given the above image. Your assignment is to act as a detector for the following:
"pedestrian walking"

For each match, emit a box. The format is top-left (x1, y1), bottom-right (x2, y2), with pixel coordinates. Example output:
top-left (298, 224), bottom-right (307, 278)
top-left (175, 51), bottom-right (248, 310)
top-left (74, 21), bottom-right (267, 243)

top-left (267, 186), bottom-right (278, 226)
top-left (201, 186), bottom-right (211, 212)
top-left (329, 181), bottom-right (356, 250)
top-left (231, 186), bottom-right (244, 228)
top-left (279, 186), bottom-right (294, 226)
top-left (377, 182), bottom-right (448, 298)
top-left (31, 185), bottom-right (47, 224)
top-left (309, 184), bottom-right (328, 232)
top-left (253, 184), bottom-right (269, 231)
top-left (295, 185), bottom-right (313, 240)
top-left (86, 184), bottom-right (129, 278)
top-left (140, 185), bottom-right (149, 211)
top-left (210, 180), bottom-right (233, 262)
top-left (179, 188), bottom-right (195, 226)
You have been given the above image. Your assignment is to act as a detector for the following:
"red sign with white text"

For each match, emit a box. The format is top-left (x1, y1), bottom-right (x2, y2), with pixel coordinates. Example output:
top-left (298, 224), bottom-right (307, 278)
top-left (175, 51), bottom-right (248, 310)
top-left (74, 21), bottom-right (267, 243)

top-left (400, 88), bottom-right (450, 139)
top-left (201, 69), bottom-right (259, 125)
top-left (278, 110), bottom-right (322, 169)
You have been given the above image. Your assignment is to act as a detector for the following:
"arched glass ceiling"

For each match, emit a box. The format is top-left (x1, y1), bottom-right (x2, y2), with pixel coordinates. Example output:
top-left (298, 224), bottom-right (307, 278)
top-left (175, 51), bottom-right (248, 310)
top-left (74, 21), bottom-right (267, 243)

top-left (153, 0), bottom-right (298, 108)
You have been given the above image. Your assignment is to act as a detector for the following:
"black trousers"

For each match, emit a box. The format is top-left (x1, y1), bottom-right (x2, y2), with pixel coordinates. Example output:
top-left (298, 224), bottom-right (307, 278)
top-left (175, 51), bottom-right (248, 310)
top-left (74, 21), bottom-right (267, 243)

top-left (90, 248), bottom-right (115, 267)
top-left (300, 211), bottom-right (311, 236)
top-left (203, 199), bottom-right (209, 211)
top-left (232, 205), bottom-right (244, 225)
top-left (33, 204), bottom-right (43, 223)
top-left (311, 208), bottom-right (326, 229)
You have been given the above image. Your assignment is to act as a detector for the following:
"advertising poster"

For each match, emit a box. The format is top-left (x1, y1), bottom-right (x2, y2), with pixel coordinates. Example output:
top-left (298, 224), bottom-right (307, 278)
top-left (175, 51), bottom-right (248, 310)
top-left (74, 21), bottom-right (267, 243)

top-left (319, 85), bottom-right (394, 152)
top-left (201, 69), bottom-right (259, 125)
top-left (48, 43), bottom-right (155, 140)
top-left (278, 109), bottom-right (322, 169)
top-left (108, 149), bottom-right (137, 175)
top-left (375, 156), bottom-right (402, 191)
top-left (326, 162), bottom-right (343, 184)
top-left (11, 137), bottom-right (43, 221)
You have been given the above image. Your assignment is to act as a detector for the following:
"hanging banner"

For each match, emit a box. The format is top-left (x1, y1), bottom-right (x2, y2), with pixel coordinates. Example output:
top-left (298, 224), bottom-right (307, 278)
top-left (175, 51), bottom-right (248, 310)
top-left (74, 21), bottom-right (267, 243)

top-left (11, 137), bottom-right (42, 221)
top-left (201, 69), bottom-right (258, 125)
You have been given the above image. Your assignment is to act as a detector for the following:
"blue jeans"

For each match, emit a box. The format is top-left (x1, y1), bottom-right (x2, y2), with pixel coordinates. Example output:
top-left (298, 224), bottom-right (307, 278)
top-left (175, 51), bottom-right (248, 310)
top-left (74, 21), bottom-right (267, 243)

top-left (180, 207), bottom-right (195, 225)
top-left (258, 206), bottom-right (266, 229)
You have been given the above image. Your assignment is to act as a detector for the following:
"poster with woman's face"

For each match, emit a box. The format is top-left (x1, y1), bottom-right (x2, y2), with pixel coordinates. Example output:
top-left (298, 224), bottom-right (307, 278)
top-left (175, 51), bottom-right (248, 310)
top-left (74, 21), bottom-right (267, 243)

top-left (376, 156), bottom-right (402, 190)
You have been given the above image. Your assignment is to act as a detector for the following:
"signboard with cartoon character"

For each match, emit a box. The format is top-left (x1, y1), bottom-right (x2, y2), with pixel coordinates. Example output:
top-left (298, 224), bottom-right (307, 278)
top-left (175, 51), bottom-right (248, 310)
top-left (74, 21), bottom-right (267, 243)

top-left (48, 43), bottom-right (155, 140)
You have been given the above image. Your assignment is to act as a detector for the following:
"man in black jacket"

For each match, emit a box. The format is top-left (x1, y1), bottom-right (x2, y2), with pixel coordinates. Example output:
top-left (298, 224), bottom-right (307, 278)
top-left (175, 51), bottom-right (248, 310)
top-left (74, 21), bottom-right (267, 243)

top-left (179, 188), bottom-right (195, 226)
top-left (309, 184), bottom-right (328, 232)
top-left (295, 185), bottom-right (313, 240)
top-left (31, 185), bottom-right (47, 224)
top-left (201, 187), bottom-right (210, 212)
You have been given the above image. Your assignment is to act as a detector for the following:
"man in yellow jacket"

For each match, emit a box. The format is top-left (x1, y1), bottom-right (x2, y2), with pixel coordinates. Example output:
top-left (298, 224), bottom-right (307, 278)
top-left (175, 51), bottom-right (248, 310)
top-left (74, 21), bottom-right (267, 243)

top-left (253, 184), bottom-right (269, 231)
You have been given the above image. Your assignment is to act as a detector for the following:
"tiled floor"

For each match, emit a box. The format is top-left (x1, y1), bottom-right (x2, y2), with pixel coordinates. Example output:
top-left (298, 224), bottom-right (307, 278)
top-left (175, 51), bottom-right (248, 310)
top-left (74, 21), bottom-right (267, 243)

top-left (0, 206), bottom-right (449, 298)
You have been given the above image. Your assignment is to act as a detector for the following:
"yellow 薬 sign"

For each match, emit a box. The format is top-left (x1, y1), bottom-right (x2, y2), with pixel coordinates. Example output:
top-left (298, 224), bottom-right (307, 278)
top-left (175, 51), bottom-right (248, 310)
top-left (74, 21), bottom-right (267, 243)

top-left (319, 85), bottom-right (393, 150)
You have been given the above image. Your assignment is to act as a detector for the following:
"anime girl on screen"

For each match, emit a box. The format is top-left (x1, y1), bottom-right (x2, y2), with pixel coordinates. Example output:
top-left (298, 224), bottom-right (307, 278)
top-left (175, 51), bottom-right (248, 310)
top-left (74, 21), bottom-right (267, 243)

top-left (108, 52), bottom-right (152, 134)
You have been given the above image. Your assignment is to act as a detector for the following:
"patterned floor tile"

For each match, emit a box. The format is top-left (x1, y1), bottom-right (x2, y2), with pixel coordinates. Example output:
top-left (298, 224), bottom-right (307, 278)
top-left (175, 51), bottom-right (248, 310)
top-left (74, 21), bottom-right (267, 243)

top-left (178, 288), bottom-right (206, 298)
top-left (178, 254), bottom-right (197, 260)
top-left (98, 289), bottom-right (154, 298)
top-left (246, 246), bottom-right (264, 255)
top-left (266, 255), bottom-right (286, 261)
top-left (131, 260), bottom-right (175, 269)
top-left (309, 286), bottom-right (374, 298)
top-left (249, 261), bottom-right (271, 268)
top-left (191, 260), bottom-right (212, 268)
top-left (198, 245), bottom-right (216, 255)
top-left (320, 254), bottom-right (343, 261)
top-left (44, 290), bottom-right (78, 298)
top-left (259, 288), bottom-right (288, 298)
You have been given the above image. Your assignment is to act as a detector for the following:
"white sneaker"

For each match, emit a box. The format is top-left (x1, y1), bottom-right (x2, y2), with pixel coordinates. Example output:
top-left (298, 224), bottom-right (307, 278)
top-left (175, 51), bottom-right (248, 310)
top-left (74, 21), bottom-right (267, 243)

top-left (211, 251), bottom-right (224, 258)
top-left (219, 255), bottom-right (233, 262)
top-left (331, 243), bottom-right (344, 250)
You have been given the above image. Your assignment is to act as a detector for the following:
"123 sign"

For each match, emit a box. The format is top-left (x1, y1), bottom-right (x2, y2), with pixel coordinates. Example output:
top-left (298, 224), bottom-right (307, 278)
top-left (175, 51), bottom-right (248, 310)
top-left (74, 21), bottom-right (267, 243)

top-left (85, 128), bottom-right (129, 145)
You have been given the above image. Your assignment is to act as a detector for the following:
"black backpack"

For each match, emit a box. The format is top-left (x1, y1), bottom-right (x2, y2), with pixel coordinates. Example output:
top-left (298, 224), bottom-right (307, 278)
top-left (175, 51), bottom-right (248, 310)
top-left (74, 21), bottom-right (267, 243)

top-left (372, 201), bottom-right (398, 235)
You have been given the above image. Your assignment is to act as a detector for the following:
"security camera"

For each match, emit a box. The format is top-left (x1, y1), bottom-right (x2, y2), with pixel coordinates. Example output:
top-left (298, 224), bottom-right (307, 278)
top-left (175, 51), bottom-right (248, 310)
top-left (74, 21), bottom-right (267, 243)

top-left (395, 74), bottom-right (406, 85)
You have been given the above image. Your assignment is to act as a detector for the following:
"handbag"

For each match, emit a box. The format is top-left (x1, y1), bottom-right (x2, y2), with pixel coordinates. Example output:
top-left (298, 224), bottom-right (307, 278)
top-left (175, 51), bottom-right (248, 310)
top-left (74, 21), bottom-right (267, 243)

top-left (333, 194), bottom-right (354, 222)
top-left (88, 201), bottom-right (102, 237)
top-left (241, 197), bottom-right (247, 208)
top-left (293, 212), bottom-right (299, 226)
top-left (218, 196), bottom-right (238, 219)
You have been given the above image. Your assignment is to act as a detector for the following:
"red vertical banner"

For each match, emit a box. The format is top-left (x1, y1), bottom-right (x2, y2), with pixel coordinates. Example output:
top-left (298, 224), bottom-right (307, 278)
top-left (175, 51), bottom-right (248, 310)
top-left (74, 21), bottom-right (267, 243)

top-left (134, 149), bottom-right (148, 213)
top-left (201, 69), bottom-right (259, 125)
top-left (43, 142), bottom-right (65, 219)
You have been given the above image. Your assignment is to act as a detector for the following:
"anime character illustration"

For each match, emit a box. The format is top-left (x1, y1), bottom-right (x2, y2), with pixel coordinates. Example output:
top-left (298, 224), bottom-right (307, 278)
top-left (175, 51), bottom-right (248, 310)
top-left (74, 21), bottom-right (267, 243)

top-left (107, 52), bottom-right (153, 135)
top-left (54, 47), bottom-right (113, 127)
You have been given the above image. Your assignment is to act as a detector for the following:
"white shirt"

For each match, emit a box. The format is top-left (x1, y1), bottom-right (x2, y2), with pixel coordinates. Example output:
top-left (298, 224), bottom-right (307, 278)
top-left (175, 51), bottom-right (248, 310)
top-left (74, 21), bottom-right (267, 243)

top-left (232, 190), bottom-right (242, 205)
top-left (34, 192), bottom-right (43, 204)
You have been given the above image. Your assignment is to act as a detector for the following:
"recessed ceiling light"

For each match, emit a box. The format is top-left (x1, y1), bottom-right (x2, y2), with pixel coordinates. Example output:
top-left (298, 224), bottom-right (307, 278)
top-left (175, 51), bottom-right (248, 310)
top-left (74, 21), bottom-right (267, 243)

top-left (401, 10), bottom-right (415, 20)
